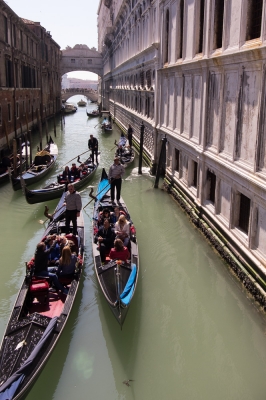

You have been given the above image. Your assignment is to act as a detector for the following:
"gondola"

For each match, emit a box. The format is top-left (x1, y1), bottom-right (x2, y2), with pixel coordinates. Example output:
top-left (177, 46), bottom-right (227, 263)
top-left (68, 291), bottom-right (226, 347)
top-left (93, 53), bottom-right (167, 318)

top-left (0, 143), bottom-right (29, 184)
top-left (21, 152), bottom-right (99, 205)
top-left (86, 110), bottom-right (100, 118)
top-left (114, 139), bottom-right (135, 168)
top-left (91, 169), bottom-right (139, 328)
top-left (11, 139), bottom-right (58, 191)
top-left (0, 193), bottom-right (85, 400)
top-left (103, 125), bottom-right (113, 133)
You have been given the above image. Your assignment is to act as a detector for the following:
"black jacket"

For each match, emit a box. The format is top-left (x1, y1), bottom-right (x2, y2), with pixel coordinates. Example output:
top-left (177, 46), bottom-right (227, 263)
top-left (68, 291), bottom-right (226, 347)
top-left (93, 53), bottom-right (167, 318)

top-left (95, 226), bottom-right (115, 248)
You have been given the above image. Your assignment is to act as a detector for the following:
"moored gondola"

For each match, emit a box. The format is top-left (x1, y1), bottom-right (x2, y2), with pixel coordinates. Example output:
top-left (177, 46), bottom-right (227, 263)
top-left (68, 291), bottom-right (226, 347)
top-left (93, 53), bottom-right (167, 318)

top-left (11, 139), bottom-right (58, 191)
top-left (0, 193), bottom-right (85, 400)
top-left (91, 169), bottom-right (139, 327)
top-left (21, 152), bottom-right (99, 205)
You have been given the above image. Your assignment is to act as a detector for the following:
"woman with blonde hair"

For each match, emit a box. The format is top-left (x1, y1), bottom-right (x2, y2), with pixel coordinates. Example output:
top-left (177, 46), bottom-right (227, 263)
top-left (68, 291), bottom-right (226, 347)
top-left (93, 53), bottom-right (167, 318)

top-left (114, 214), bottom-right (130, 246)
top-left (57, 245), bottom-right (77, 276)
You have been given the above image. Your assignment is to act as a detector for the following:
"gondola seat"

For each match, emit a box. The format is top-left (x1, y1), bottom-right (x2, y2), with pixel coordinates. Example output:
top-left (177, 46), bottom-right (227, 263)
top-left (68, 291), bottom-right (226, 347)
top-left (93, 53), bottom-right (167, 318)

top-left (29, 277), bottom-right (49, 304)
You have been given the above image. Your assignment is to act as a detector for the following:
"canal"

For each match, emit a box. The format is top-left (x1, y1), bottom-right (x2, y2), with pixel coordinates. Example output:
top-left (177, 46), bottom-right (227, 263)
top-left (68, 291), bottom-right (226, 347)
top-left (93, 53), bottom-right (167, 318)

top-left (1, 96), bottom-right (266, 400)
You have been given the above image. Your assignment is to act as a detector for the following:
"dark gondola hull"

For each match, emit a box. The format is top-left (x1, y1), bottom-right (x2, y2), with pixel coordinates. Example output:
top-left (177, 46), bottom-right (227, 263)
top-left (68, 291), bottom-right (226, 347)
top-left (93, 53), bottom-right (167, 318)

top-left (22, 155), bottom-right (99, 204)
top-left (0, 194), bottom-right (85, 400)
top-left (86, 111), bottom-right (100, 118)
top-left (91, 169), bottom-right (139, 327)
top-left (11, 143), bottom-right (58, 191)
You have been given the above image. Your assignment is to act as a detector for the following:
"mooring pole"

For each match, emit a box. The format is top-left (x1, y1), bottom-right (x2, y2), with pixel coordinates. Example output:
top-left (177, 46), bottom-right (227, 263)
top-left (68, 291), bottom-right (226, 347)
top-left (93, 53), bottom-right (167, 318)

top-left (138, 121), bottom-right (145, 175)
top-left (154, 135), bottom-right (167, 188)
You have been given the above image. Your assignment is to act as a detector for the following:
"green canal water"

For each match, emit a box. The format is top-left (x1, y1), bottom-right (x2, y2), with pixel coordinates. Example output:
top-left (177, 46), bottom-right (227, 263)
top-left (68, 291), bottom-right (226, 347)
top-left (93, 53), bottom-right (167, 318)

top-left (1, 97), bottom-right (266, 400)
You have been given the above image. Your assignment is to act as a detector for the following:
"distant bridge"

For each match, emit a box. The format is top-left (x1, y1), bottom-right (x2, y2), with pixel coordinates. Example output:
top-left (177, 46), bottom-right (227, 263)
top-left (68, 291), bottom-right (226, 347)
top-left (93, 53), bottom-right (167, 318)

top-left (61, 44), bottom-right (103, 77)
top-left (62, 89), bottom-right (98, 103)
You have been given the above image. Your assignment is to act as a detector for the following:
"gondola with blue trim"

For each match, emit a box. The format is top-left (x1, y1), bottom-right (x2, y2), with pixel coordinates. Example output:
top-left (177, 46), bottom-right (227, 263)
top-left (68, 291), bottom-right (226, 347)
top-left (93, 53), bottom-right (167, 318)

top-left (91, 169), bottom-right (139, 328)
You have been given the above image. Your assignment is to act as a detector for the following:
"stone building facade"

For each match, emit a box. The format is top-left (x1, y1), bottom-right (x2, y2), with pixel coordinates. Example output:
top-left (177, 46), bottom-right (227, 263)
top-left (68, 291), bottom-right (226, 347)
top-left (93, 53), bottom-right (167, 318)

top-left (0, 0), bottom-right (61, 150)
top-left (98, 0), bottom-right (266, 290)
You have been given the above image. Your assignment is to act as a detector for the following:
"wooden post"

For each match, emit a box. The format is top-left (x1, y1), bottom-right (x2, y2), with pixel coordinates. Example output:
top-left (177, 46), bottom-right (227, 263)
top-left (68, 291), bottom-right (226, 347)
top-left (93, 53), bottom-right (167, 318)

top-left (26, 111), bottom-right (29, 133)
top-left (20, 122), bottom-right (23, 138)
top-left (19, 138), bottom-right (23, 176)
top-left (45, 118), bottom-right (49, 143)
top-left (37, 109), bottom-right (42, 151)
top-left (28, 130), bottom-right (32, 166)
top-left (24, 132), bottom-right (28, 169)
top-left (4, 121), bottom-right (10, 149)
top-left (53, 114), bottom-right (56, 136)
top-left (138, 122), bottom-right (145, 175)
top-left (13, 139), bottom-right (18, 177)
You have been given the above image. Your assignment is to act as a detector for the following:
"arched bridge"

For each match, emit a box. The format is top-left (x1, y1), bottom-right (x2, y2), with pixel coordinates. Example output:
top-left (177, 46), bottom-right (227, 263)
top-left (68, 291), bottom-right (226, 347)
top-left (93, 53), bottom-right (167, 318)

top-left (61, 44), bottom-right (103, 77)
top-left (62, 89), bottom-right (98, 103)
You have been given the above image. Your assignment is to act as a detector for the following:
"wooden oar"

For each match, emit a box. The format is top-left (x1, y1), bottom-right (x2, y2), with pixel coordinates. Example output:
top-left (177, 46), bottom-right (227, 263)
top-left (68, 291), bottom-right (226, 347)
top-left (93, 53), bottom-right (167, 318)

top-left (39, 204), bottom-right (65, 225)
top-left (94, 122), bottom-right (101, 128)
top-left (109, 140), bottom-right (117, 152)
top-left (59, 150), bottom-right (90, 169)
top-left (83, 181), bottom-right (111, 209)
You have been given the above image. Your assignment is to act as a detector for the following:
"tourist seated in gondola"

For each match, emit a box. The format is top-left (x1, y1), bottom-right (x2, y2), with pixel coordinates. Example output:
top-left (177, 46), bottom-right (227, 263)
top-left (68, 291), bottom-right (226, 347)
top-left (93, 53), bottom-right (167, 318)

top-left (70, 163), bottom-right (79, 180)
top-left (95, 219), bottom-right (115, 263)
top-left (109, 239), bottom-right (130, 262)
top-left (45, 235), bottom-right (60, 265)
top-left (57, 246), bottom-right (77, 277)
top-left (78, 163), bottom-right (88, 177)
top-left (110, 206), bottom-right (123, 224)
top-left (97, 208), bottom-right (111, 227)
top-left (62, 166), bottom-right (71, 181)
top-left (33, 241), bottom-right (68, 294)
top-left (116, 145), bottom-right (125, 158)
top-left (114, 214), bottom-right (130, 247)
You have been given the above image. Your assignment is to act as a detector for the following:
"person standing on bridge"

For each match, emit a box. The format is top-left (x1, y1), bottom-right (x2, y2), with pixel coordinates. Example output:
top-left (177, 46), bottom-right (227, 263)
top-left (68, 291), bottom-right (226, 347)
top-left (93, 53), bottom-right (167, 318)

top-left (88, 134), bottom-right (99, 164)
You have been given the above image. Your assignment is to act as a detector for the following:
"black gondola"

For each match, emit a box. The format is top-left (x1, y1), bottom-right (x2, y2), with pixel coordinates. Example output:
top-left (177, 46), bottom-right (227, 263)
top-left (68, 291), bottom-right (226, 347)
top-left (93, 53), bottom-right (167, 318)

top-left (21, 153), bottom-right (99, 205)
top-left (0, 193), bottom-right (85, 400)
top-left (91, 169), bottom-right (139, 327)
top-left (11, 140), bottom-right (58, 191)
top-left (86, 110), bottom-right (100, 118)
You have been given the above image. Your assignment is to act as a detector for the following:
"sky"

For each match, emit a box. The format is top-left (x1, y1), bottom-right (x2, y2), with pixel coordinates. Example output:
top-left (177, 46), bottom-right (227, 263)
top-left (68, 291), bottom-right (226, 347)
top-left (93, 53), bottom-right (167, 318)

top-left (5, 0), bottom-right (99, 80)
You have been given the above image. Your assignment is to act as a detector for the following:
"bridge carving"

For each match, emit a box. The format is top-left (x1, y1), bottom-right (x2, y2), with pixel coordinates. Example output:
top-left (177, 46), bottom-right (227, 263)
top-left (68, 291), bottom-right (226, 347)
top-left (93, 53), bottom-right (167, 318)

top-left (60, 44), bottom-right (103, 77)
top-left (62, 89), bottom-right (98, 103)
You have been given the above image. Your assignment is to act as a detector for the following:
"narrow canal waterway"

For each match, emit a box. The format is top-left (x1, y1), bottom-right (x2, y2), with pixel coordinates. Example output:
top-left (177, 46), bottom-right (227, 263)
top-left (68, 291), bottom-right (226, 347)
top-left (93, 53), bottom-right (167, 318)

top-left (1, 96), bottom-right (266, 400)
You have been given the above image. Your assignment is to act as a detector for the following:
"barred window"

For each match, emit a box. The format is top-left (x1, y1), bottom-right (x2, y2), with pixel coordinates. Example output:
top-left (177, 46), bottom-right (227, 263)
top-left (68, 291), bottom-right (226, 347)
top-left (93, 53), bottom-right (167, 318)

top-left (146, 70), bottom-right (151, 88)
top-left (88, 59), bottom-right (92, 64)
top-left (207, 169), bottom-right (216, 203)
top-left (238, 194), bottom-right (250, 234)
top-left (213, 0), bottom-right (224, 49)
top-left (71, 59), bottom-right (75, 64)
top-left (140, 71), bottom-right (144, 88)
top-left (246, 0), bottom-right (263, 41)
top-left (192, 161), bottom-right (198, 188)
top-left (175, 149), bottom-right (180, 172)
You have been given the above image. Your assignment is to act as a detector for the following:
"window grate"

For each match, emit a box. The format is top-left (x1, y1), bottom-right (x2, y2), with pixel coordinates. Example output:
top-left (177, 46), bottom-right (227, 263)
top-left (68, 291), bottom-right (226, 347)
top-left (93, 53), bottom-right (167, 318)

top-left (238, 194), bottom-right (250, 234)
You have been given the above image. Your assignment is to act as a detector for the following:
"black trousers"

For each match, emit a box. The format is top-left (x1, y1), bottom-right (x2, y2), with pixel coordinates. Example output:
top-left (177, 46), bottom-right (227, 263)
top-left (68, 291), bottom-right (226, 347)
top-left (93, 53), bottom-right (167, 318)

top-left (91, 149), bottom-right (98, 163)
top-left (66, 209), bottom-right (78, 235)
top-left (110, 178), bottom-right (122, 202)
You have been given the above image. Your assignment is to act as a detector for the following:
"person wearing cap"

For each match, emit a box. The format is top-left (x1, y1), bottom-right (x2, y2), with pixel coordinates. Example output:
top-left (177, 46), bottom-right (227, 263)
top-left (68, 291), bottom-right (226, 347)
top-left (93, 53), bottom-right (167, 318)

top-left (88, 134), bottom-right (99, 164)
top-left (108, 157), bottom-right (125, 204)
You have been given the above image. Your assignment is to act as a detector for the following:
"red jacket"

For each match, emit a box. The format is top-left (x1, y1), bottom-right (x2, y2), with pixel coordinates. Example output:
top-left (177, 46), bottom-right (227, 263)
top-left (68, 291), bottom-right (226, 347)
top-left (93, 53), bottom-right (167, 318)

top-left (109, 247), bottom-right (130, 261)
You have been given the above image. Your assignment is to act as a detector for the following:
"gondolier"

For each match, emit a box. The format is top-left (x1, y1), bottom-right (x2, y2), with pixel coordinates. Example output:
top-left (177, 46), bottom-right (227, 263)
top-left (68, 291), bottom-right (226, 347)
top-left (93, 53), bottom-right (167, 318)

top-left (88, 134), bottom-right (98, 164)
top-left (108, 157), bottom-right (125, 204)
top-left (64, 184), bottom-right (82, 235)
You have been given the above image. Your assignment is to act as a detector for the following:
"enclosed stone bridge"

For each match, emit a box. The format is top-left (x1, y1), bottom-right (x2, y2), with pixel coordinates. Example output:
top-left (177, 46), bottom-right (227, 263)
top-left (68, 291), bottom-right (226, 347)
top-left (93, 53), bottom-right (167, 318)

top-left (61, 44), bottom-right (103, 77)
top-left (62, 89), bottom-right (98, 102)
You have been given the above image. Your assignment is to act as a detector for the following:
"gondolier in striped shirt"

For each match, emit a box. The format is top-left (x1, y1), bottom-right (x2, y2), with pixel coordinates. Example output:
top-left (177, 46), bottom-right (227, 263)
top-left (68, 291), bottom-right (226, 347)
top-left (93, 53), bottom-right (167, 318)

top-left (108, 157), bottom-right (125, 204)
top-left (64, 184), bottom-right (82, 235)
